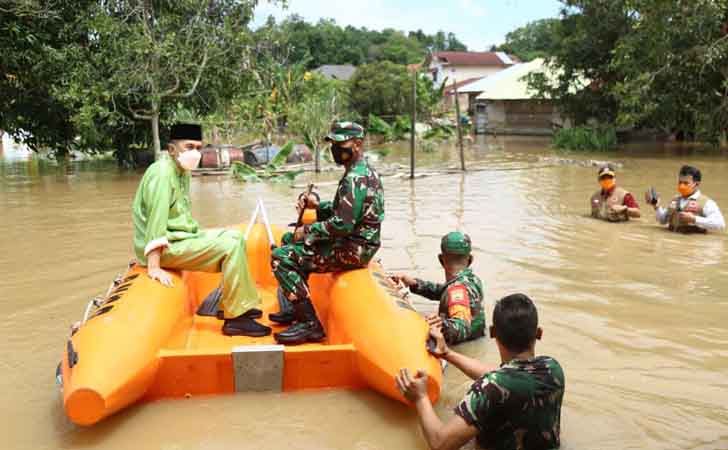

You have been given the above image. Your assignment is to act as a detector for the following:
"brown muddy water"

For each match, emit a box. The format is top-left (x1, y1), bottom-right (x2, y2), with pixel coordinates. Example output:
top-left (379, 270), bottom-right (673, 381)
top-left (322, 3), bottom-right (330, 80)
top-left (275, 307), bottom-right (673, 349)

top-left (1, 136), bottom-right (727, 450)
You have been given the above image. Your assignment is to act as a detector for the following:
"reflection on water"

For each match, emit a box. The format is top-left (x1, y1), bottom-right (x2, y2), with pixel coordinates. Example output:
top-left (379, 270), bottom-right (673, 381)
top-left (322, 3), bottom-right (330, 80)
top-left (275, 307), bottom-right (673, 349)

top-left (1, 137), bottom-right (728, 450)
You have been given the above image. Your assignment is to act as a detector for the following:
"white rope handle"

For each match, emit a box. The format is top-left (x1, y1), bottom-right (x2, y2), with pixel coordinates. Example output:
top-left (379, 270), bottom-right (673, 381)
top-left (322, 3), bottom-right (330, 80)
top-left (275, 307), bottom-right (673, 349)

top-left (257, 197), bottom-right (276, 247)
top-left (80, 276), bottom-right (118, 324)
top-left (244, 200), bottom-right (262, 240)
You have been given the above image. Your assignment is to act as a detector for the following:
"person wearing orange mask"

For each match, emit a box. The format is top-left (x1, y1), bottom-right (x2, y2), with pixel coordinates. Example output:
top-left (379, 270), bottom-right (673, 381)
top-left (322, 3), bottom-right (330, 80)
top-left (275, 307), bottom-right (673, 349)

top-left (590, 165), bottom-right (640, 222)
top-left (649, 165), bottom-right (725, 233)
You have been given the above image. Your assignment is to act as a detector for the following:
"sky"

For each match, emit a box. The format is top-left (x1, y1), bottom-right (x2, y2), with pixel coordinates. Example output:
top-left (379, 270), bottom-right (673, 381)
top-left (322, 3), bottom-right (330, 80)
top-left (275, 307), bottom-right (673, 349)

top-left (252, 0), bottom-right (564, 51)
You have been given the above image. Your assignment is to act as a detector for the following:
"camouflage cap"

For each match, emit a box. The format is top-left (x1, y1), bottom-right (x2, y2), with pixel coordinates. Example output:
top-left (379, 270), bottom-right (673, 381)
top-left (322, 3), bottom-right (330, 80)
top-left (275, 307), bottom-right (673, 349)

top-left (325, 121), bottom-right (365, 142)
top-left (441, 231), bottom-right (472, 256)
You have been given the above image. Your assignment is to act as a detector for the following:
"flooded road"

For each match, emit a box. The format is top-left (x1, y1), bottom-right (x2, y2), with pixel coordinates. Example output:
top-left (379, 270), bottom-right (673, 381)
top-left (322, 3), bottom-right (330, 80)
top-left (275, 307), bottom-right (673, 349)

top-left (1, 137), bottom-right (727, 449)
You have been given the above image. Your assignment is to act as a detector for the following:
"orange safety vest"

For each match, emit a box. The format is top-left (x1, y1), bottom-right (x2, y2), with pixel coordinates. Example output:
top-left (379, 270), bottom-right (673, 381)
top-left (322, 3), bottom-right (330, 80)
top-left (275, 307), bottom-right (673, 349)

top-left (591, 187), bottom-right (630, 222)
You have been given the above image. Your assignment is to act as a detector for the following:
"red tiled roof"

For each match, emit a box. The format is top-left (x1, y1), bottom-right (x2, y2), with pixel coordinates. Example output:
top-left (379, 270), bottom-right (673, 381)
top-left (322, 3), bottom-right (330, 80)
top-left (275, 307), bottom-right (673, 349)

top-left (443, 77), bottom-right (484, 95)
top-left (433, 51), bottom-right (518, 67)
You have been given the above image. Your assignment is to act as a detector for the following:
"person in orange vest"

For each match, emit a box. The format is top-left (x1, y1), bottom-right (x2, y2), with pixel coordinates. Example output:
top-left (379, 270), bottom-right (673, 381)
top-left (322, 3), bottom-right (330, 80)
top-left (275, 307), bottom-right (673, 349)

top-left (590, 164), bottom-right (640, 222)
top-left (648, 165), bottom-right (725, 233)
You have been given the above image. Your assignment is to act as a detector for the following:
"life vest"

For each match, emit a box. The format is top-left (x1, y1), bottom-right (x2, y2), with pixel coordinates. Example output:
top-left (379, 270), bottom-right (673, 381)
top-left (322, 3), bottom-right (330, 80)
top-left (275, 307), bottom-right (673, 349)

top-left (666, 194), bottom-right (709, 233)
top-left (591, 187), bottom-right (629, 222)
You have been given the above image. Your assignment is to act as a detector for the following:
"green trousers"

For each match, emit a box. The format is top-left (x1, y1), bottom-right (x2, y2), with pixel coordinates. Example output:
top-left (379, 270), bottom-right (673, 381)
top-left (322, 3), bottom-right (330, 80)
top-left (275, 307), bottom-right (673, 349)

top-left (161, 229), bottom-right (259, 318)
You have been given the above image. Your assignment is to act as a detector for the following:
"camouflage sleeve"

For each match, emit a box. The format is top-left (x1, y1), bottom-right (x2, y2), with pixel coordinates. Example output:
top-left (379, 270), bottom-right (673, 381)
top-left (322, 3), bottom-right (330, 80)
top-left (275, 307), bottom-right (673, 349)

top-left (441, 284), bottom-right (473, 344)
top-left (454, 375), bottom-right (496, 432)
top-left (305, 173), bottom-right (366, 244)
top-left (410, 279), bottom-right (444, 301)
top-left (317, 200), bottom-right (334, 221)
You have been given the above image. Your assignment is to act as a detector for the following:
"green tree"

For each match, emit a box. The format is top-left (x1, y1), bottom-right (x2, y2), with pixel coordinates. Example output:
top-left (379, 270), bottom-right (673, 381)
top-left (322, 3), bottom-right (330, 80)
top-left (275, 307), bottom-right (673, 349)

top-left (611, 0), bottom-right (728, 144)
top-left (529, 0), bottom-right (728, 144)
top-left (348, 62), bottom-right (440, 121)
top-left (496, 18), bottom-right (561, 61)
top-left (527, 0), bottom-right (633, 125)
top-left (445, 32), bottom-right (468, 52)
top-left (288, 73), bottom-right (347, 172)
top-left (348, 62), bottom-right (410, 119)
top-left (60, 0), bottom-right (260, 159)
top-left (254, 17), bottom-right (469, 68)
top-left (0, 1), bottom-right (93, 154)
top-left (369, 31), bottom-right (425, 65)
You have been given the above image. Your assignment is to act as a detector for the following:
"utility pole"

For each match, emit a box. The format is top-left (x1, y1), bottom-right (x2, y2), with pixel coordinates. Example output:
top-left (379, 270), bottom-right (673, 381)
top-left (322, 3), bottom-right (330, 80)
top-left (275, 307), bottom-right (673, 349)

top-left (410, 69), bottom-right (417, 179)
top-left (453, 79), bottom-right (466, 171)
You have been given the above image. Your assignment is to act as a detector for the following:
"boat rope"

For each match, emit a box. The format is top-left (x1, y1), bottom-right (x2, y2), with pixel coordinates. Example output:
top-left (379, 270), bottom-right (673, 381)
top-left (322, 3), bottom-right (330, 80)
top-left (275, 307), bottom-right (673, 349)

top-left (244, 200), bottom-right (262, 240)
top-left (80, 275), bottom-right (122, 325)
top-left (257, 197), bottom-right (276, 248)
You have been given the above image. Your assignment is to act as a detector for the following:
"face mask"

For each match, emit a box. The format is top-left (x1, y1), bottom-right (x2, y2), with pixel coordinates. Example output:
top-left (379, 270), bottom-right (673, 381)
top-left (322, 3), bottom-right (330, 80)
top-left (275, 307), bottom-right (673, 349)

top-left (177, 149), bottom-right (201, 171)
top-left (599, 178), bottom-right (615, 191)
top-left (330, 143), bottom-right (353, 165)
top-left (678, 183), bottom-right (694, 197)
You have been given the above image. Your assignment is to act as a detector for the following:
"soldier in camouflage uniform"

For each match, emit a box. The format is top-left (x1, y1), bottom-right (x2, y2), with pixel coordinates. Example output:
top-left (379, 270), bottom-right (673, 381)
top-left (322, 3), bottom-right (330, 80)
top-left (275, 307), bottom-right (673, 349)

top-left (396, 293), bottom-right (565, 450)
top-left (270, 121), bottom-right (385, 345)
top-left (392, 232), bottom-right (485, 345)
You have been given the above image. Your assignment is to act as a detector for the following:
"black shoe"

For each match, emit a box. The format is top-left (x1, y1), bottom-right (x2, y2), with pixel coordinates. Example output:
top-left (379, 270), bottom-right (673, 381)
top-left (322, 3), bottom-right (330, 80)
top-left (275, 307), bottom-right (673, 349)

top-left (217, 308), bottom-right (262, 321)
top-left (274, 298), bottom-right (325, 345)
top-left (274, 321), bottom-right (325, 344)
top-left (197, 287), bottom-right (222, 317)
top-left (222, 315), bottom-right (271, 337)
top-left (269, 288), bottom-right (295, 325)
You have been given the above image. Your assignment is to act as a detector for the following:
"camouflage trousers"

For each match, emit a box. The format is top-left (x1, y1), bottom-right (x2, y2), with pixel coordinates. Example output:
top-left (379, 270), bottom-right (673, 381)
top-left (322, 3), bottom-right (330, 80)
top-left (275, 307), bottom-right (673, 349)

top-left (441, 314), bottom-right (486, 346)
top-left (271, 232), bottom-right (375, 301)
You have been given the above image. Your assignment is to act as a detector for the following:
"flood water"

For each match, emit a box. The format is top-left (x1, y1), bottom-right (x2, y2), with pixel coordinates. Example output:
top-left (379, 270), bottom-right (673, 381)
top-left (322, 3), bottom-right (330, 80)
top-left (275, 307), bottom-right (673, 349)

top-left (1, 136), bottom-right (727, 450)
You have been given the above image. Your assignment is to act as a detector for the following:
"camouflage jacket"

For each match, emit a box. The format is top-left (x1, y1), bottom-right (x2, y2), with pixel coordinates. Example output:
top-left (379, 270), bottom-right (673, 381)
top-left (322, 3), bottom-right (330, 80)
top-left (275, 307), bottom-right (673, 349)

top-left (304, 157), bottom-right (384, 263)
top-left (411, 267), bottom-right (485, 344)
top-left (455, 356), bottom-right (565, 450)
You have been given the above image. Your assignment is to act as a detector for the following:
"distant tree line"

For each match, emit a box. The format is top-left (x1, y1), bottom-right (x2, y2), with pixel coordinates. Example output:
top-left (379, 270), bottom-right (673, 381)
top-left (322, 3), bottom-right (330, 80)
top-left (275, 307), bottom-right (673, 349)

top-left (254, 15), bottom-right (468, 68)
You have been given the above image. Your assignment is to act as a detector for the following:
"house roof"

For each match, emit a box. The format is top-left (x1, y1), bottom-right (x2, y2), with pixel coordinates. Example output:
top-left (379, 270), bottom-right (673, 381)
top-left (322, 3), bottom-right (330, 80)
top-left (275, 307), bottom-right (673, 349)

top-left (431, 51), bottom-right (518, 67)
top-left (458, 58), bottom-right (588, 100)
top-left (443, 77), bottom-right (484, 95)
top-left (313, 64), bottom-right (356, 81)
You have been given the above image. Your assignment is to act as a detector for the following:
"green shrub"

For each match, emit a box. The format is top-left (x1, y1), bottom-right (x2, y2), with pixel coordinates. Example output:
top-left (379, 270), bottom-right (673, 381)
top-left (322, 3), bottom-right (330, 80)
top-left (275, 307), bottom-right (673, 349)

top-left (367, 114), bottom-right (410, 142)
top-left (552, 125), bottom-right (617, 151)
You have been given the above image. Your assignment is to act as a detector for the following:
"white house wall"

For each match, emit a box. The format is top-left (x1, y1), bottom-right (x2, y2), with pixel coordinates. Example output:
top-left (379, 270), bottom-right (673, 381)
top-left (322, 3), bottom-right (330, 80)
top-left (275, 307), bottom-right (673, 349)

top-left (430, 64), bottom-right (508, 85)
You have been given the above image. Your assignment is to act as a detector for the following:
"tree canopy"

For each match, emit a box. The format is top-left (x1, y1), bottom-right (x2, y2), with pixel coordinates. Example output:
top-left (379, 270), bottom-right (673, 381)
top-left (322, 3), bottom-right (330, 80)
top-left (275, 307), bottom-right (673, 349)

top-left (494, 18), bottom-right (561, 62)
top-left (529, 0), bottom-right (728, 144)
top-left (347, 61), bottom-right (442, 120)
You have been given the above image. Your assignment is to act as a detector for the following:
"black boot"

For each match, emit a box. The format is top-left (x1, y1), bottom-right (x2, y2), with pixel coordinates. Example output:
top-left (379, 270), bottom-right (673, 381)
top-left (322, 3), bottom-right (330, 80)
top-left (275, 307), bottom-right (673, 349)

top-left (222, 311), bottom-right (272, 337)
top-left (274, 298), bottom-right (325, 345)
top-left (269, 288), bottom-right (295, 325)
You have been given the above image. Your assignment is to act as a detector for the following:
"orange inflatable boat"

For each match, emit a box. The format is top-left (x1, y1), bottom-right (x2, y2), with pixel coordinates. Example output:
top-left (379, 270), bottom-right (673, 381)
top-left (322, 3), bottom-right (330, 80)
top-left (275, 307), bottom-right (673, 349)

top-left (59, 219), bottom-right (442, 426)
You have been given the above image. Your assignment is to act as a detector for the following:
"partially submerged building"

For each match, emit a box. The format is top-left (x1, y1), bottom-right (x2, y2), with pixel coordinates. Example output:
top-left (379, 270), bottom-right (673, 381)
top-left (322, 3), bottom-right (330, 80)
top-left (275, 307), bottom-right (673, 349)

top-left (458, 58), bottom-right (583, 135)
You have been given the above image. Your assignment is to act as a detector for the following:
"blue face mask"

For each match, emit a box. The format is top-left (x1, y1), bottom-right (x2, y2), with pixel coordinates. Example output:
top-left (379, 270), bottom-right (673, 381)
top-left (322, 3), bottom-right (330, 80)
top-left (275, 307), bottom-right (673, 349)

top-left (330, 143), bottom-right (353, 165)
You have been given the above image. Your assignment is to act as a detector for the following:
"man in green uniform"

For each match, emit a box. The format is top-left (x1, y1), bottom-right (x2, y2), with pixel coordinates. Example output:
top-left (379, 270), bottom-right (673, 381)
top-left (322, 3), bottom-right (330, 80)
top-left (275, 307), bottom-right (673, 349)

top-left (392, 232), bottom-right (485, 345)
top-left (270, 121), bottom-right (385, 345)
top-left (132, 123), bottom-right (269, 337)
top-left (396, 293), bottom-right (565, 450)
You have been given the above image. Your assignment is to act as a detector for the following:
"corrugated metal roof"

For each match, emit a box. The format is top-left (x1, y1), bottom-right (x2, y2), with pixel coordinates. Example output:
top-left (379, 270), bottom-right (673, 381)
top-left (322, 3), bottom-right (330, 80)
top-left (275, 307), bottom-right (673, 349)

top-left (313, 65), bottom-right (356, 81)
top-left (455, 58), bottom-right (587, 100)
top-left (443, 77), bottom-right (484, 95)
top-left (495, 52), bottom-right (514, 65)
